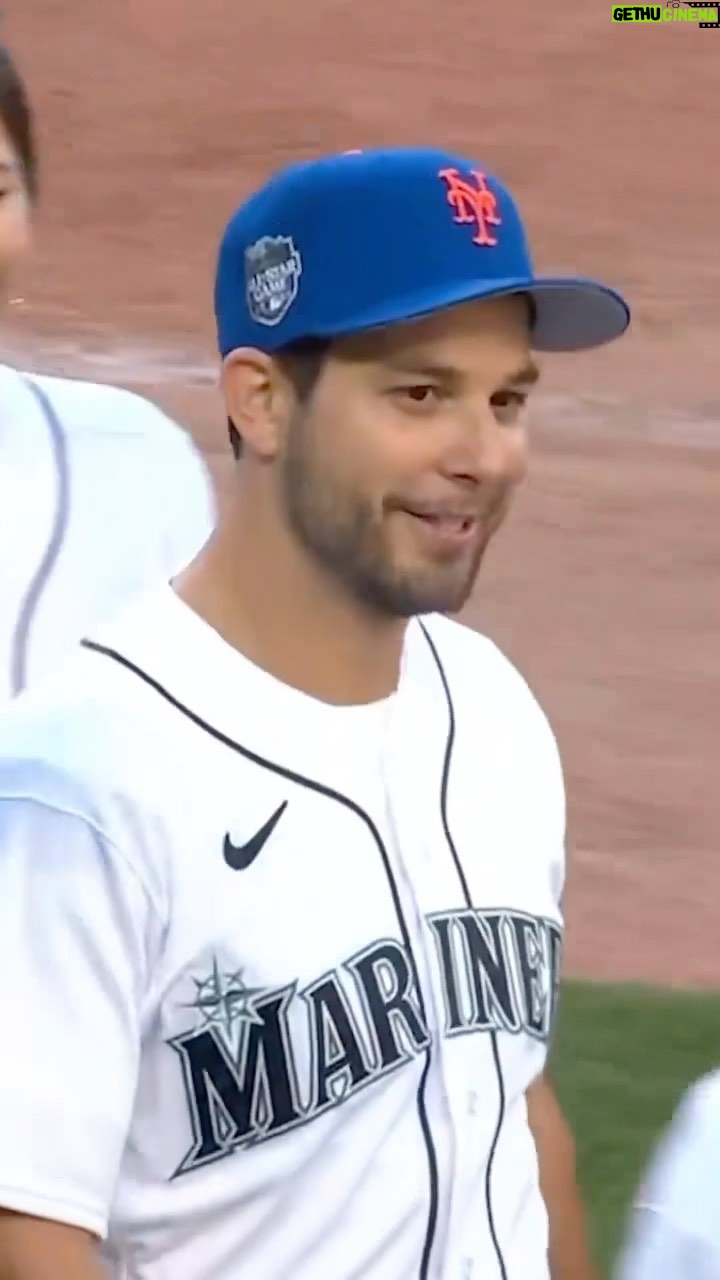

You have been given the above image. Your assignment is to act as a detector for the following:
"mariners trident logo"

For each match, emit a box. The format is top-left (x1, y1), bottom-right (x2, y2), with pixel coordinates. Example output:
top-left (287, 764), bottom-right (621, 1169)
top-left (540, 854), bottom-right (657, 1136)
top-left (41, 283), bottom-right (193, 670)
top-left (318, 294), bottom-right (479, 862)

top-left (439, 168), bottom-right (502, 247)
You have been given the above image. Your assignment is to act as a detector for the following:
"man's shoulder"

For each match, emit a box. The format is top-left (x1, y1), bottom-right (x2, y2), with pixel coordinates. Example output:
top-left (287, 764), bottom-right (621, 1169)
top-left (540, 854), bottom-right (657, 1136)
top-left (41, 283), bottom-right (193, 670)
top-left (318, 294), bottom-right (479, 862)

top-left (0, 649), bottom-right (138, 787)
top-left (676, 1068), bottom-right (720, 1138)
top-left (0, 635), bottom-right (174, 913)
top-left (29, 370), bottom-right (210, 487)
top-left (629, 1068), bottom-right (720, 1249)
top-left (29, 371), bottom-right (183, 445)
top-left (0, 588), bottom-right (177, 802)
top-left (28, 370), bottom-right (215, 563)
top-left (416, 613), bottom-right (552, 724)
top-left (418, 611), bottom-right (515, 668)
top-left (1, 364), bottom-right (173, 436)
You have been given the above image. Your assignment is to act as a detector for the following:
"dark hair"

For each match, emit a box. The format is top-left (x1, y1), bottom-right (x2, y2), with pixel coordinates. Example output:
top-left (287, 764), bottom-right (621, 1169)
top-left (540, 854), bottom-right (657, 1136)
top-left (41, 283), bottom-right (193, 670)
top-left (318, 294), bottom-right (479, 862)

top-left (228, 337), bottom-right (330, 460)
top-left (0, 45), bottom-right (38, 203)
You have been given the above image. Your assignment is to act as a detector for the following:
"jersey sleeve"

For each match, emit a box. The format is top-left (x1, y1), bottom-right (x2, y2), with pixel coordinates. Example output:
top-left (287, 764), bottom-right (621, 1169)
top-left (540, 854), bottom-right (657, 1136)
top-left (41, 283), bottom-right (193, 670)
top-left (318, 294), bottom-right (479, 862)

top-left (616, 1076), bottom-right (720, 1279)
top-left (0, 793), bottom-right (151, 1237)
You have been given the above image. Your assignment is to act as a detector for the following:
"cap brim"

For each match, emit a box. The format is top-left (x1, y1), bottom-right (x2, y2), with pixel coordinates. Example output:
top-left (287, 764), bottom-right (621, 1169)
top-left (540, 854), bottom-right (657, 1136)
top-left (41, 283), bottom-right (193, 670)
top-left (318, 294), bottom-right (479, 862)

top-left (527, 277), bottom-right (630, 352)
top-left (301, 275), bottom-right (629, 353)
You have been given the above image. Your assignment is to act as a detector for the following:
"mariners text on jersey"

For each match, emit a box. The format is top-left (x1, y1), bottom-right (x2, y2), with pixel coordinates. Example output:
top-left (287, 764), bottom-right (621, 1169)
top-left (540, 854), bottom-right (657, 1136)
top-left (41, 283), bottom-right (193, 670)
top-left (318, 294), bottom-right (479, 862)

top-left (0, 585), bottom-right (566, 1280)
top-left (172, 909), bottom-right (562, 1176)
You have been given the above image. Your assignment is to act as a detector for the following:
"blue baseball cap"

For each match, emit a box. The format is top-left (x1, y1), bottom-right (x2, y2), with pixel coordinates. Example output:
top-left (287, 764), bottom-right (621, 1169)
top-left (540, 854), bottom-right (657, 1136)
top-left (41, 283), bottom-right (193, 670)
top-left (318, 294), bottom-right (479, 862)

top-left (214, 147), bottom-right (630, 357)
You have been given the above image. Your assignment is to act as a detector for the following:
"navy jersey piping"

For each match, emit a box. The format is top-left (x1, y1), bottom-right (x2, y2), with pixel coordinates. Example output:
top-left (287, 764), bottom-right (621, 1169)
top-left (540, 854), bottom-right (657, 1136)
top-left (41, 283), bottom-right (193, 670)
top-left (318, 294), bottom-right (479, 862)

top-left (11, 378), bottom-right (71, 696)
top-left (419, 620), bottom-right (509, 1280)
top-left (79, 638), bottom-right (441, 1280)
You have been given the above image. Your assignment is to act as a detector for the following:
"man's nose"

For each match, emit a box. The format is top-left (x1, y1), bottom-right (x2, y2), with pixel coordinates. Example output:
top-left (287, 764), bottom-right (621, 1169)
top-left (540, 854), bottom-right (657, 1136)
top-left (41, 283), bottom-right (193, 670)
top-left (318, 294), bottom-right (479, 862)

top-left (440, 406), bottom-right (529, 488)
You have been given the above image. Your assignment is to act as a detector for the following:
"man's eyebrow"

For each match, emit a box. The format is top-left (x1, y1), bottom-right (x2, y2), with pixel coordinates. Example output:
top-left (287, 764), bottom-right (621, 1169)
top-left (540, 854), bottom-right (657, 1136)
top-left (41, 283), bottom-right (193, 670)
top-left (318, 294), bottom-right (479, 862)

top-left (380, 359), bottom-right (462, 381)
top-left (504, 361), bottom-right (540, 387)
top-left (381, 358), bottom-right (541, 385)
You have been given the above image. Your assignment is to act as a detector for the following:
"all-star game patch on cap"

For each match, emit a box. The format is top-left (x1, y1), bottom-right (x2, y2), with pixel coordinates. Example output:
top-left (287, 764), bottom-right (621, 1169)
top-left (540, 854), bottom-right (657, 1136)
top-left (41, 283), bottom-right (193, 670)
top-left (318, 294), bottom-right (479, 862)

top-left (214, 147), bottom-right (630, 357)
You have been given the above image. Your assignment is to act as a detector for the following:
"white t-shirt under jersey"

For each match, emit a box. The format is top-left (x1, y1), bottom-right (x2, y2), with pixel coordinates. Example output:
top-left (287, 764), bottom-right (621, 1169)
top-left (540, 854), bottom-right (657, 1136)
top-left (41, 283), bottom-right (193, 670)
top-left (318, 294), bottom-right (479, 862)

top-left (0, 363), bottom-right (215, 702)
top-left (0, 587), bottom-right (566, 1280)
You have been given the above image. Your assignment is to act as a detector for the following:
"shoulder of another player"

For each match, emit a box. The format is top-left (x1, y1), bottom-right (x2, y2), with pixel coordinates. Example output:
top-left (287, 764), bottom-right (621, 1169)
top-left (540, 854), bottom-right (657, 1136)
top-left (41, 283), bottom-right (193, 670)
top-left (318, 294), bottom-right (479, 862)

top-left (31, 373), bottom-right (215, 515)
top-left (628, 1069), bottom-right (720, 1257)
top-left (27, 372), bottom-right (160, 435)
top-left (30, 373), bottom-right (205, 464)
top-left (672, 1068), bottom-right (720, 1148)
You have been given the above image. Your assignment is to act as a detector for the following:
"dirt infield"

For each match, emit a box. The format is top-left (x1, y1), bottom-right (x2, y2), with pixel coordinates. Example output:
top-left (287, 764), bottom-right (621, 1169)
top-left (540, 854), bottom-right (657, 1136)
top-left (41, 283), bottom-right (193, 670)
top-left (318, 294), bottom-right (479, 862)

top-left (5, 1), bottom-right (720, 987)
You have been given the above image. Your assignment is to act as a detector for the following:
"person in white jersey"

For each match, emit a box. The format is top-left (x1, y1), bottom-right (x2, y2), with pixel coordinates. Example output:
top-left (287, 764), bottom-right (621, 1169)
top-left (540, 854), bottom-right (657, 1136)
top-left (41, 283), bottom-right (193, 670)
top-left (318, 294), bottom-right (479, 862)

top-left (0, 147), bottom-right (630, 1279)
top-left (0, 44), bottom-right (215, 700)
top-left (615, 1067), bottom-right (720, 1279)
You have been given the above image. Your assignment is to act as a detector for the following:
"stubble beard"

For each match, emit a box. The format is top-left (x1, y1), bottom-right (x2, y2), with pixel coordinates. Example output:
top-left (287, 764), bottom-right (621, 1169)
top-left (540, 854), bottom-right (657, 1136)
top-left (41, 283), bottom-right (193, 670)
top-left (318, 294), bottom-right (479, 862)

top-left (281, 423), bottom-right (490, 619)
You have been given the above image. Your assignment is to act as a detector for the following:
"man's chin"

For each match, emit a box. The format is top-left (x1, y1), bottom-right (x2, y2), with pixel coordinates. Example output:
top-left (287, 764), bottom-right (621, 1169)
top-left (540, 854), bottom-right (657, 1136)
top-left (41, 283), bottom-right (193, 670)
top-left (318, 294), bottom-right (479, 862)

top-left (384, 564), bottom-right (484, 619)
top-left (416, 550), bottom-right (487, 615)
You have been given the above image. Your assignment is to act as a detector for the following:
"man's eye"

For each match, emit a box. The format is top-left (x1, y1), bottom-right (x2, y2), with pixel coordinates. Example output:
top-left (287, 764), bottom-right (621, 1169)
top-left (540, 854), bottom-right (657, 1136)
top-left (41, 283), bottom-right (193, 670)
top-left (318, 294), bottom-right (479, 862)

top-left (394, 385), bottom-right (440, 404)
top-left (490, 390), bottom-right (528, 423)
top-left (490, 390), bottom-right (527, 409)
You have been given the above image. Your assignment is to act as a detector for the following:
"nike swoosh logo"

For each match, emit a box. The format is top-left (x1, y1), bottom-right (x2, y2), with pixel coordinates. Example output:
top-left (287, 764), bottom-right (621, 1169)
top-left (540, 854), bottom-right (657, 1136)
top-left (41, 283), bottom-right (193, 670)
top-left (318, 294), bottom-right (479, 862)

top-left (223, 801), bottom-right (288, 871)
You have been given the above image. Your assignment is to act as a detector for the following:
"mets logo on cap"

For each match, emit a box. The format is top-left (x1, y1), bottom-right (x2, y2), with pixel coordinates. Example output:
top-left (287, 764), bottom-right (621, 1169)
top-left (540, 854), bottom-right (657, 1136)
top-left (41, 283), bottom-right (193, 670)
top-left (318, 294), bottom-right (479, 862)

top-left (245, 234), bottom-right (302, 327)
top-left (438, 168), bottom-right (502, 247)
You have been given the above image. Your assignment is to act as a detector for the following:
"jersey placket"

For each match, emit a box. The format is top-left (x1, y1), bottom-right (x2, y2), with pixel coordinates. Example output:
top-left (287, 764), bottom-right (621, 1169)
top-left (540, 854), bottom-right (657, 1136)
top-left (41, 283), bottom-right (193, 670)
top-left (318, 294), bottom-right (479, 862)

top-left (380, 700), bottom-right (479, 1280)
top-left (381, 674), bottom-right (512, 1280)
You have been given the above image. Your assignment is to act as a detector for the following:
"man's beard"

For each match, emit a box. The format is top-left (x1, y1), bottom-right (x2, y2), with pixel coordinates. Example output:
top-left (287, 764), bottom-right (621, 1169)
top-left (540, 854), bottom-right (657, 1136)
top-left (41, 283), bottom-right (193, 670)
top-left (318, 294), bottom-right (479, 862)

top-left (280, 421), bottom-right (492, 619)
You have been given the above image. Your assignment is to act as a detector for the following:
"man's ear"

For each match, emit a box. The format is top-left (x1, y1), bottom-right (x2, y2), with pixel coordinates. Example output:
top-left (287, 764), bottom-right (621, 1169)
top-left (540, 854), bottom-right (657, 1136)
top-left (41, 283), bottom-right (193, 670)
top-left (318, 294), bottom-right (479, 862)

top-left (221, 348), bottom-right (293, 461)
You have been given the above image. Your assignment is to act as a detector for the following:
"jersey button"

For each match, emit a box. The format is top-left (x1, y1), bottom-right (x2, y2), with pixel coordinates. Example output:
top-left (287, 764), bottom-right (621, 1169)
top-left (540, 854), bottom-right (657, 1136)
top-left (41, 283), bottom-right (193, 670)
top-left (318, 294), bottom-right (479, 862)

top-left (466, 1089), bottom-right (479, 1116)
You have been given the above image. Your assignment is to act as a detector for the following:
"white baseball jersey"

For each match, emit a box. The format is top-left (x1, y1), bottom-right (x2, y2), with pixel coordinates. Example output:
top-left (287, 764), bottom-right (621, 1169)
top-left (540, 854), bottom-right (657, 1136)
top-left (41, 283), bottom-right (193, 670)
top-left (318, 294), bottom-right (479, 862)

top-left (615, 1069), bottom-right (720, 1280)
top-left (0, 585), bottom-right (565, 1280)
top-left (0, 362), bottom-right (215, 702)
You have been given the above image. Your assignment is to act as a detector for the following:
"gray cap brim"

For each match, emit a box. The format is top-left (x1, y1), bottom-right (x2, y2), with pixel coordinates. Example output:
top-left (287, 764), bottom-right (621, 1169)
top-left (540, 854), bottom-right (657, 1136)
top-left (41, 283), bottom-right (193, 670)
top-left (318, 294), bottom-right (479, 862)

top-left (280, 274), bottom-right (630, 354)
top-left (528, 277), bottom-right (630, 352)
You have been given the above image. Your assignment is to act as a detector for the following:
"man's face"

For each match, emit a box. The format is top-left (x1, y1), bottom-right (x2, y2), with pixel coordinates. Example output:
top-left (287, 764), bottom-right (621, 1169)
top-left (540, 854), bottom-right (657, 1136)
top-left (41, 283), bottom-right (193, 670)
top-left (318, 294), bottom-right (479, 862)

top-left (0, 122), bottom-right (31, 301)
top-left (278, 294), bottom-right (535, 618)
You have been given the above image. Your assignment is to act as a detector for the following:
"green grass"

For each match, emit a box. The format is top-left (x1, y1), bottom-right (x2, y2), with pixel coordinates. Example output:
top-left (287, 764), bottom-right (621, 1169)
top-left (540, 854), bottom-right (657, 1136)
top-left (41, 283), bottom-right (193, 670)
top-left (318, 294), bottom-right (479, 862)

top-left (551, 980), bottom-right (720, 1272)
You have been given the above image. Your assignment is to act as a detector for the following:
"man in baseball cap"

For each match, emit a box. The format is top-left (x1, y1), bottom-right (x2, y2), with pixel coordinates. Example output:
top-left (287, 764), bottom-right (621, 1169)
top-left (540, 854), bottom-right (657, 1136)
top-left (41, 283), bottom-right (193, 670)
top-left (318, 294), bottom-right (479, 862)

top-left (216, 146), bottom-right (620, 1278)
top-left (0, 147), bottom-right (624, 1280)
top-left (210, 145), bottom-right (623, 1280)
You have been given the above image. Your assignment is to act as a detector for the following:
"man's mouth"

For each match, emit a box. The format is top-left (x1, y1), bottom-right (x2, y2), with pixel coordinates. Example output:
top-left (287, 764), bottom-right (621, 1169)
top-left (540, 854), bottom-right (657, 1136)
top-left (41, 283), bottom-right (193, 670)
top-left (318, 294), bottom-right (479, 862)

top-left (400, 507), bottom-right (478, 546)
top-left (409, 512), bottom-right (475, 532)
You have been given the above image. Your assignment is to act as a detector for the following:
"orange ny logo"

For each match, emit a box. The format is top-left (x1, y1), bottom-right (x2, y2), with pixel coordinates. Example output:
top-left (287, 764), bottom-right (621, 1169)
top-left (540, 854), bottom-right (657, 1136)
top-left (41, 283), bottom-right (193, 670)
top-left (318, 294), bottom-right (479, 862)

top-left (438, 168), bottom-right (502, 246)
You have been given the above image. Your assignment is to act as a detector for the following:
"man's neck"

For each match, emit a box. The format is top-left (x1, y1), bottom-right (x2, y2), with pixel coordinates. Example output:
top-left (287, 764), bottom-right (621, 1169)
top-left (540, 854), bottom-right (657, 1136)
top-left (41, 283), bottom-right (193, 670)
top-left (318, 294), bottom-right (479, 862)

top-left (176, 526), bottom-right (407, 707)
